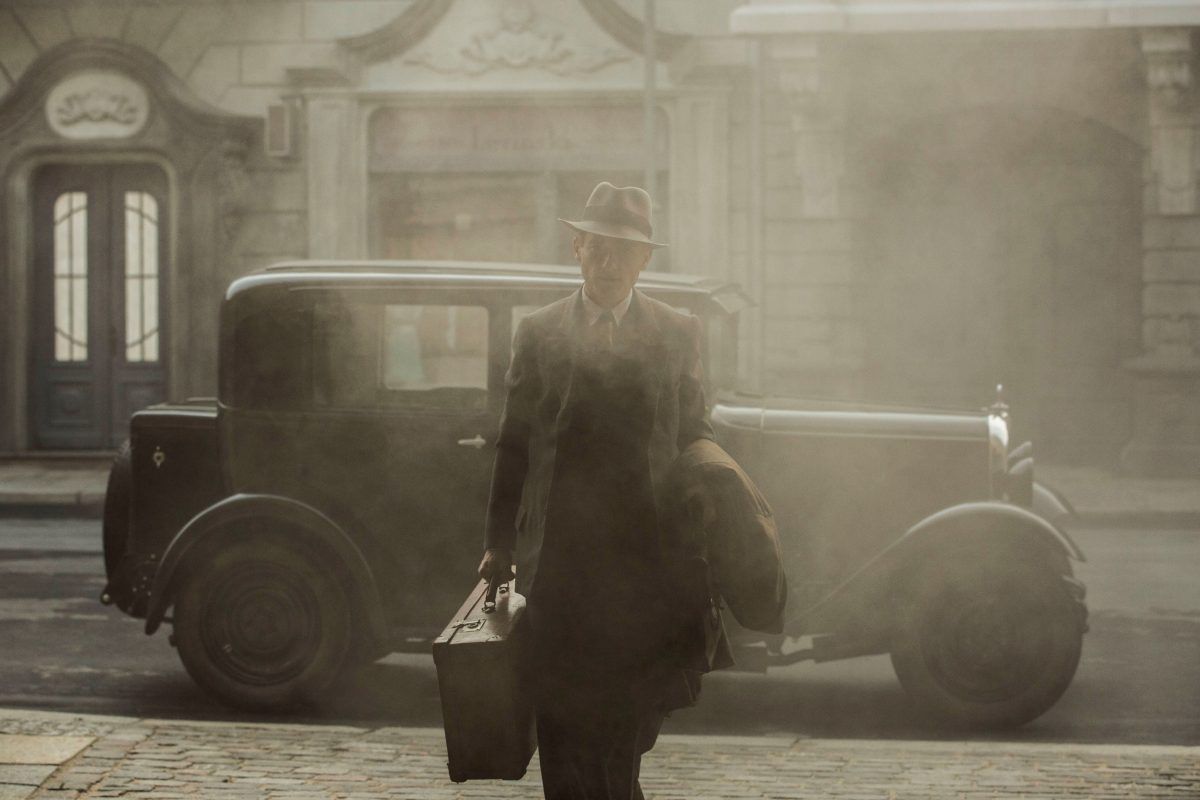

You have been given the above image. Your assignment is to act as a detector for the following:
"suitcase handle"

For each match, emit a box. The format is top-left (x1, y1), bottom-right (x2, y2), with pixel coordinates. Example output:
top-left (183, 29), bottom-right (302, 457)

top-left (482, 576), bottom-right (510, 614)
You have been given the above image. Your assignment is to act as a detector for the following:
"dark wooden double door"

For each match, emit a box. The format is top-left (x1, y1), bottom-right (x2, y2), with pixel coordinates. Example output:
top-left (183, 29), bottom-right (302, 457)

top-left (32, 164), bottom-right (169, 449)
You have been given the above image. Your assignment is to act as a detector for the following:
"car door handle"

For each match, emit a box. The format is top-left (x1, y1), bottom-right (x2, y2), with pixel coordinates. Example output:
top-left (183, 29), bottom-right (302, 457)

top-left (457, 434), bottom-right (487, 449)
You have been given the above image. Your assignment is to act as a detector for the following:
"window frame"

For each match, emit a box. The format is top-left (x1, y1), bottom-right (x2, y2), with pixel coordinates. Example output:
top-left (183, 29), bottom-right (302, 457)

top-left (304, 287), bottom-right (512, 416)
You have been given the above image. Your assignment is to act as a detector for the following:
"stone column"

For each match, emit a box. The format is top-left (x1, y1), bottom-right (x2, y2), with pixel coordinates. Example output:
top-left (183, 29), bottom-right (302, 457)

top-left (667, 91), bottom-right (731, 279)
top-left (1121, 28), bottom-right (1200, 474)
top-left (533, 170), bottom-right (559, 264)
top-left (304, 94), bottom-right (367, 259)
top-left (762, 36), bottom-right (861, 395)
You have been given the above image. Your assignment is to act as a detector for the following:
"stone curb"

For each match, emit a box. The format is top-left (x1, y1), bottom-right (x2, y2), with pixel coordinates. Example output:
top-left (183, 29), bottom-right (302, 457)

top-left (2, 708), bottom-right (1198, 800)
top-left (4, 707), bottom-right (1200, 756)
top-left (0, 497), bottom-right (104, 519)
top-left (1070, 511), bottom-right (1200, 530)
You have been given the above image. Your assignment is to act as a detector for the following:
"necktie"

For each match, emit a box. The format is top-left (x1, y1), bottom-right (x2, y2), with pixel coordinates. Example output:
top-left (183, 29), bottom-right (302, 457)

top-left (593, 310), bottom-right (616, 350)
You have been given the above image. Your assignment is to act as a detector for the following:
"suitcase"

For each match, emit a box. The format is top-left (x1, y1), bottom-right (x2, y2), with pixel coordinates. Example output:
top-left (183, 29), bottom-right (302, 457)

top-left (432, 577), bottom-right (535, 783)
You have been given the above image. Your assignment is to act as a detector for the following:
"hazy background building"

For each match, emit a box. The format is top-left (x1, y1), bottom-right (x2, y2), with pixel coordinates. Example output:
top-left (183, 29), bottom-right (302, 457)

top-left (0, 0), bottom-right (1196, 474)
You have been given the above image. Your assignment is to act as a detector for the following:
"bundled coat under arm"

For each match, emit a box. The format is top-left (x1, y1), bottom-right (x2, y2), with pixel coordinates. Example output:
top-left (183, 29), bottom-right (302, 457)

top-left (663, 438), bottom-right (788, 636)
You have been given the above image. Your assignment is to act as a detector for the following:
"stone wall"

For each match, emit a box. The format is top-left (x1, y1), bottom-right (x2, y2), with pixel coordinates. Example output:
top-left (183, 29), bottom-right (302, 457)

top-left (757, 38), bottom-right (863, 399)
top-left (1122, 29), bottom-right (1200, 472)
top-left (754, 27), bottom-right (1154, 464)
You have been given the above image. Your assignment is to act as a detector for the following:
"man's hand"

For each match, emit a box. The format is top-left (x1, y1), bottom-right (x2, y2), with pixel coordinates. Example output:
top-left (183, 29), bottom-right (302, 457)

top-left (478, 547), bottom-right (515, 583)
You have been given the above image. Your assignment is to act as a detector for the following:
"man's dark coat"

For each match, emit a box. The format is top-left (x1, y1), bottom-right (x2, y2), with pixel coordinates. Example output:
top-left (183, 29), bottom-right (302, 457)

top-left (484, 286), bottom-right (715, 694)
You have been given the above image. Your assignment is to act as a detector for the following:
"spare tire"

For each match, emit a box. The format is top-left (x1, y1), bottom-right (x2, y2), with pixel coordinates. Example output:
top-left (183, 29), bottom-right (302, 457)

top-left (102, 440), bottom-right (132, 580)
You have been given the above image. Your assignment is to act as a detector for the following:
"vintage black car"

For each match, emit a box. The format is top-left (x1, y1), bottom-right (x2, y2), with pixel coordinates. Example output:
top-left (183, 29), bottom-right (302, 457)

top-left (101, 260), bottom-right (1087, 728)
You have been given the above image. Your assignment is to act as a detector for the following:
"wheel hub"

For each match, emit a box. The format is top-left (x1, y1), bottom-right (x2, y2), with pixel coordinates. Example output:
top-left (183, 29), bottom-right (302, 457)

top-left (201, 563), bottom-right (322, 686)
top-left (922, 588), bottom-right (1049, 702)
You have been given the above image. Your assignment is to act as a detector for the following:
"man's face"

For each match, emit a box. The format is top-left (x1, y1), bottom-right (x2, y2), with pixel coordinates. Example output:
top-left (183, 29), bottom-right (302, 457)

top-left (573, 232), bottom-right (652, 309)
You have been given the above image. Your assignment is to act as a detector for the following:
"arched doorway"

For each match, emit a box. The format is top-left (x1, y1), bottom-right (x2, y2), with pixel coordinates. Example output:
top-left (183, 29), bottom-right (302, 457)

top-left (861, 107), bottom-right (1143, 462)
top-left (0, 40), bottom-right (255, 452)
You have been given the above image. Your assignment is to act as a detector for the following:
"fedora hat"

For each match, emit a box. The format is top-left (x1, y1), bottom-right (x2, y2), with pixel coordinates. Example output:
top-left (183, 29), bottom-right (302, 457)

top-left (559, 182), bottom-right (667, 248)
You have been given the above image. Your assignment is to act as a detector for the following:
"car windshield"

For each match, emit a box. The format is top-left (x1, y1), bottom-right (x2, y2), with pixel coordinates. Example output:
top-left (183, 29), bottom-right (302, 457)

top-left (705, 309), bottom-right (738, 395)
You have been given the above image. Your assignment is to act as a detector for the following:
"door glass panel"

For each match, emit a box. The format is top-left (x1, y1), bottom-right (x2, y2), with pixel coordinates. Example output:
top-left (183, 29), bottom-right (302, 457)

top-left (53, 192), bottom-right (88, 362)
top-left (124, 191), bottom-right (159, 362)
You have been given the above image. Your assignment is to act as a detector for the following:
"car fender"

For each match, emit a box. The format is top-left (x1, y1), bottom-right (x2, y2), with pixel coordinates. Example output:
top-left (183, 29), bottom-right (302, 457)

top-left (143, 494), bottom-right (388, 646)
top-left (797, 501), bottom-right (1085, 635)
top-left (1033, 480), bottom-right (1076, 528)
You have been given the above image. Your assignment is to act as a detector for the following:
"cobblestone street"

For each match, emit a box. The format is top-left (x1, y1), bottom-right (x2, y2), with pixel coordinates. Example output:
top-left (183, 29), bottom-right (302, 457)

top-left (1, 709), bottom-right (1197, 799)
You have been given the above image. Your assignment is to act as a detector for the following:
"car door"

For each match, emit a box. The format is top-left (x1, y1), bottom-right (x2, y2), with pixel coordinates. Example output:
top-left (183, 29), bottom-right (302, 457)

top-left (301, 288), bottom-right (505, 634)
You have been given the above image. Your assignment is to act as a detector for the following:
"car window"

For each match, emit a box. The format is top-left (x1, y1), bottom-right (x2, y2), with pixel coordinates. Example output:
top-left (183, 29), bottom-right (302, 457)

top-left (706, 311), bottom-right (736, 393)
top-left (383, 304), bottom-right (488, 391)
top-left (314, 299), bottom-right (489, 412)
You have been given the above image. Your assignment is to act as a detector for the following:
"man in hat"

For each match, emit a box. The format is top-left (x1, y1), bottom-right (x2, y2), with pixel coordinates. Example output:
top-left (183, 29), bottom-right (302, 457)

top-left (478, 182), bottom-right (713, 799)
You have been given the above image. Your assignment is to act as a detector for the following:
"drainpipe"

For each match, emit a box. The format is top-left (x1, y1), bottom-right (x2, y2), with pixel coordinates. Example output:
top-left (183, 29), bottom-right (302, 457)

top-left (750, 38), bottom-right (767, 394)
top-left (643, 0), bottom-right (657, 210)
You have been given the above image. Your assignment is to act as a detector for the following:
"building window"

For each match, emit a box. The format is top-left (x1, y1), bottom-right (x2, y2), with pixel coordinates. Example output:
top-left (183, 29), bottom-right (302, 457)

top-left (124, 191), bottom-right (159, 362)
top-left (53, 192), bottom-right (88, 362)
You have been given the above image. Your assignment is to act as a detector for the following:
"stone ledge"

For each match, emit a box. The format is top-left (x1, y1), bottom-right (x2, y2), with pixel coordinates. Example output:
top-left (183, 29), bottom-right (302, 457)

top-left (732, 1), bottom-right (1200, 35)
top-left (1119, 442), bottom-right (1200, 477)
top-left (1123, 352), bottom-right (1200, 374)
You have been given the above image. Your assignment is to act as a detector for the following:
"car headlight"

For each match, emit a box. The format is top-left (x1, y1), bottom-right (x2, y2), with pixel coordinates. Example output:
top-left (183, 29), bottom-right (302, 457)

top-left (1006, 439), bottom-right (1034, 506)
top-left (987, 414), bottom-right (1009, 498)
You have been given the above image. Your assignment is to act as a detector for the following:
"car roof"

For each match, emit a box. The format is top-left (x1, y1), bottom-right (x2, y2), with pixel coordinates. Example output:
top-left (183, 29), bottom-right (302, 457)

top-left (230, 259), bottom-right (744, 299)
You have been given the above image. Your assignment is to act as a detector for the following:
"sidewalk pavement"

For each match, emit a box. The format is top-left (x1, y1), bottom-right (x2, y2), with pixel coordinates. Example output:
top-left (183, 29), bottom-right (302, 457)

top-left (1034, 465), bottom-right (1200, 527)
top-left (4, 459), bottom-right (1200, 525)
top-left (0, 708), bottom-right (1197, 799)
top-left (0, 460), bottom-right (108, 517)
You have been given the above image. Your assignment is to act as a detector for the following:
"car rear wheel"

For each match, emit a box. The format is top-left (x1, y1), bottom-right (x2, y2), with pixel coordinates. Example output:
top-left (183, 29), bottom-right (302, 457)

top-left (173, 537), bottom-right (352, 711)
top-left (890, 556), bottom-right (1084, 729)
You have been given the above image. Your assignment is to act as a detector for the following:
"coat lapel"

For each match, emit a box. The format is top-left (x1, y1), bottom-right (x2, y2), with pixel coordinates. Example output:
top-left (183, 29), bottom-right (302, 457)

top-left (536, 289), bottom-right (582, 399)
top-left (620, 288), bottom-right (664, 354)
top-left (539, 287), bottom-right (669, 416)
top-left (619, 289), bottom-right (670, 396)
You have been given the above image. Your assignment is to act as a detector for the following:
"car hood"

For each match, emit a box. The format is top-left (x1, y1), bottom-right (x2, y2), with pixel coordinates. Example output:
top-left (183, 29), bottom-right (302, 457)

top-left (712, 393), bottom-right (993, 440)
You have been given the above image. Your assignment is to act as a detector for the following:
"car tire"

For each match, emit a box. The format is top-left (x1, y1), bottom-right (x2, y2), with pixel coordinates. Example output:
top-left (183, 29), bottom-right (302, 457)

top-left (889, 556), bottom-right (1084, 729)
top-left (102, 440), bottom-right (133, 581)
top-left (173, 536), bottom-right (352, 712)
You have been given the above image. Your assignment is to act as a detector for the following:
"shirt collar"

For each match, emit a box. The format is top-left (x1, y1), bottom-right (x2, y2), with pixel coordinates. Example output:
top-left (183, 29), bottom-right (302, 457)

top-left (581, 286), bottom-right (634, 327)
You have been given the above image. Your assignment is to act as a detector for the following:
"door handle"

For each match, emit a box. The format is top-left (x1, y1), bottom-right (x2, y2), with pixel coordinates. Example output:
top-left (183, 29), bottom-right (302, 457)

top-left (457, 434), bottom-right (487, 449)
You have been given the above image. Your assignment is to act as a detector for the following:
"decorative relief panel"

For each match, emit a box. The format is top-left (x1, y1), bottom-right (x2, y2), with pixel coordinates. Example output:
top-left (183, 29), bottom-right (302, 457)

top-left (216, 141), bottom-right (252, 248)
top-left (45, 71), bottom-right (150, 140)
top-left (1141, 28), bottom-right (1197, 216)
top-left (770, 38), bottom-right (846, 219)
top-left (404, 0), bottom-right (630, 76)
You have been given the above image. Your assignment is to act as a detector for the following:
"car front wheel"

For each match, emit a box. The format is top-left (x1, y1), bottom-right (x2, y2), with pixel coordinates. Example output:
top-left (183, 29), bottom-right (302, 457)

top-left (890, 556), bottom-right (1084, 729)
top-left (173, 537), bottom-right (352, 711)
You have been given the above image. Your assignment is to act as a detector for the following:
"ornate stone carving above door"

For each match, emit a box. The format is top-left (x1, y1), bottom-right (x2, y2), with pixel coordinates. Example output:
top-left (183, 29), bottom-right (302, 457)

top-left (45, 70), bottom-right (150, 139)
top-left (404, 0), bottom-right (630, 76)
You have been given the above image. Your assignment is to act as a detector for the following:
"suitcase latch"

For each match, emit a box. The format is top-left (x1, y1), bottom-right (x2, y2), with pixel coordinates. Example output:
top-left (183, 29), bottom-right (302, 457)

top-left (451, 618), bottom-right (486, 632)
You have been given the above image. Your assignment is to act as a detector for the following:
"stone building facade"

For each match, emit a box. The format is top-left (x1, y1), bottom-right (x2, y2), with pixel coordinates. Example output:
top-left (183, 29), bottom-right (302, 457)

top-left (0, 0), bottom-right (1196, 473)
